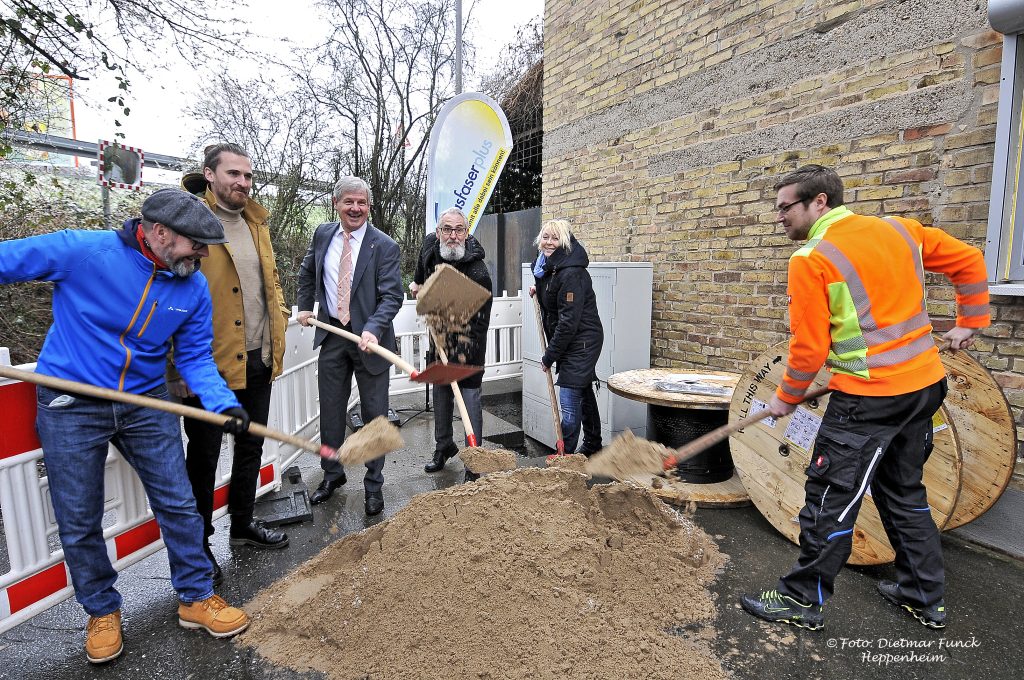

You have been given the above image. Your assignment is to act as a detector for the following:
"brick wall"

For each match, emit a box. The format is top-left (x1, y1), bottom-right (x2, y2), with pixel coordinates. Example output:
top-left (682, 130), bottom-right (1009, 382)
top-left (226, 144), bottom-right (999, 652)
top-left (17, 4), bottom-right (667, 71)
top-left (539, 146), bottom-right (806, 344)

top-left (543, 0), bottom-right (1024, 470)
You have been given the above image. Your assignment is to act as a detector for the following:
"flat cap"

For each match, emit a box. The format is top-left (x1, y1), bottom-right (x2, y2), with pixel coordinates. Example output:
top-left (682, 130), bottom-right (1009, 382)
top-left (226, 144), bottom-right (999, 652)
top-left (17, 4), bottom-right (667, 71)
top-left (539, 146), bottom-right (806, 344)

top-left (141, 188), bottom-right (227, 245)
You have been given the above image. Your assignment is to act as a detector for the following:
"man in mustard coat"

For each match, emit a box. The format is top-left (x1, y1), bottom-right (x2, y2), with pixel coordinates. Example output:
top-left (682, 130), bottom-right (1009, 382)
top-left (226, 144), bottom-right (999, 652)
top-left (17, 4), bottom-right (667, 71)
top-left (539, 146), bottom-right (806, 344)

top-left (170, 143), bottom-right (291, 584)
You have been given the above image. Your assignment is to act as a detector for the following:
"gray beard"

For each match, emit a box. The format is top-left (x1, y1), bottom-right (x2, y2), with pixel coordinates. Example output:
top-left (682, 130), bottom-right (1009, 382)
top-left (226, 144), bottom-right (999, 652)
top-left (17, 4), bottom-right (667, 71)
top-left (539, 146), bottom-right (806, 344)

top-left (170, 257), bottom-right (199, 278)
top-left (440, 242), bottom-right (465, 261)
top-left (154, 243), bottom-right (199, 278)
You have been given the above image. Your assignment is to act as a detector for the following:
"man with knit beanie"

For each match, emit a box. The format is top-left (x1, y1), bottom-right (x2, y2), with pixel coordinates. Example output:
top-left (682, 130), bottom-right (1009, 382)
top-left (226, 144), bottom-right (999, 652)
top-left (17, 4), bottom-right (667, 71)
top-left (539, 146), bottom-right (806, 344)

top-left (169, 144), bottom-right (291, 587)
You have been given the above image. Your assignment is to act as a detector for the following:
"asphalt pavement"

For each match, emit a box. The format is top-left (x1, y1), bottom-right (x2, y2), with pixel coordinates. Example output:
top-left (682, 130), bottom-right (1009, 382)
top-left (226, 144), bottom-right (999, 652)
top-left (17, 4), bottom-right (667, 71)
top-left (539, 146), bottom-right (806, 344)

top-left (1, 384), bottom-right (1020, 679)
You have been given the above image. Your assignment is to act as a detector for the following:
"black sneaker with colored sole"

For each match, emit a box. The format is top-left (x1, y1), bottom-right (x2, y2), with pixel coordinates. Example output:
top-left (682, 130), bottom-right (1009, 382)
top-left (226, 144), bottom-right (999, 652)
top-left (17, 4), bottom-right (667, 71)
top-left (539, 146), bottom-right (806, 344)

top-left (877, 580), bottom-right (946, 629)
top-left (740, 589), bottom-right (824, 630)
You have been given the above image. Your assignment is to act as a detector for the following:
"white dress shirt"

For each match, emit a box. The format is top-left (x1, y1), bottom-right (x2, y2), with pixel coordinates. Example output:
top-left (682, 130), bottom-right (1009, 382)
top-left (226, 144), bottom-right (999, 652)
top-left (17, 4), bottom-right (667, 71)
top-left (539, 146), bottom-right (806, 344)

top-left (323, 222), bottom-right (367, 319)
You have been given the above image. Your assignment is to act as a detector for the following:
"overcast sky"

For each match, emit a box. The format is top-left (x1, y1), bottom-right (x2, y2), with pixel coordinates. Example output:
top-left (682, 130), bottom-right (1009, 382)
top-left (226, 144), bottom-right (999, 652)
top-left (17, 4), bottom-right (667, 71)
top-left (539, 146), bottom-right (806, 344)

top-left (73, 0), bottom-right (542, 161)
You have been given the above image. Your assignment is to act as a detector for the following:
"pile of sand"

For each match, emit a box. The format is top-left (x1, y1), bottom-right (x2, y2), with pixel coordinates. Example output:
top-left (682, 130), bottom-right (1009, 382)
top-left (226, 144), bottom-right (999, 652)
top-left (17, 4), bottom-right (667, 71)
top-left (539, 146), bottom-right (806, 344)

top-left (458, 446), bottom-right (517, 473)
top-left (240, 467), bottom-right (728, 679)
top-left (545, 452), bottom-right (589, 474)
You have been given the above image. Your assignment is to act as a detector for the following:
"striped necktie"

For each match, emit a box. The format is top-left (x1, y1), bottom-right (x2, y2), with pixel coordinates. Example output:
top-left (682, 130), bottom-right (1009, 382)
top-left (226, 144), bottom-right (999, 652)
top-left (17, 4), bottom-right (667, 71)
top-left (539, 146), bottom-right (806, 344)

top-left (337, 232), bottom-right (353, 325)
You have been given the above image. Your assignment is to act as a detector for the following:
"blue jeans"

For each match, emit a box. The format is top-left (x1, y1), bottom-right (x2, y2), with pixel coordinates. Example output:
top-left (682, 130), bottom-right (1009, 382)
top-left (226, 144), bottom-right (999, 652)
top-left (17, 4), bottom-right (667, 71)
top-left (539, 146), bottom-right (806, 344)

top-left (35, 385), bottom-right (213, 617)
top-left (559, 383), bottom-right (603, 454)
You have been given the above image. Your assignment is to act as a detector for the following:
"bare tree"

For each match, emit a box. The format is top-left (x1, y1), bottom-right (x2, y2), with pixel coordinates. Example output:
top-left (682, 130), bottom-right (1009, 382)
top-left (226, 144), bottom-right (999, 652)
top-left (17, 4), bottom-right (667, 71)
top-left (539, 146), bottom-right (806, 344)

top-left (0, 0), bottom-right (237, 151)
top-left (479, 16), bottom-right (543, 213)
top-left (296, 0), bottom-right (459, 253)
top-left (189, 74), bottom-right (337, 305)
top-left (478, 16), bottom-right (542, 106)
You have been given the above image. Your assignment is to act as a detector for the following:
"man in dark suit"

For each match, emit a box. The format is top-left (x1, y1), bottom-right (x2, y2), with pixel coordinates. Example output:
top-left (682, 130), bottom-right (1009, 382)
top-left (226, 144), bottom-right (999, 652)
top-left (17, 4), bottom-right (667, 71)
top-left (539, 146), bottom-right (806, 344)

top-left (297, 176), bottom-right (403, 516)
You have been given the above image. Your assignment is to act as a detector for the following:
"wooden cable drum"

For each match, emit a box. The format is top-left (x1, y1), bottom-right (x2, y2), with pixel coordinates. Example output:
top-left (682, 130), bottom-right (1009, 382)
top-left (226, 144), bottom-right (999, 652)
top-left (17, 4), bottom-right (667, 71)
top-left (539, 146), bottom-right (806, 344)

top-left (728, 337), bottom-right (1016, 565)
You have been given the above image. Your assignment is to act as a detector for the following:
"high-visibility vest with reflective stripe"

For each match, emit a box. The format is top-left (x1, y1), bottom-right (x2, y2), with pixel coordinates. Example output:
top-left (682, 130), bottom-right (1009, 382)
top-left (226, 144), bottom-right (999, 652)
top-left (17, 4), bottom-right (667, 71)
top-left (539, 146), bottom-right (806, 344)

top-left (777, 207), bottom-right (990, 403)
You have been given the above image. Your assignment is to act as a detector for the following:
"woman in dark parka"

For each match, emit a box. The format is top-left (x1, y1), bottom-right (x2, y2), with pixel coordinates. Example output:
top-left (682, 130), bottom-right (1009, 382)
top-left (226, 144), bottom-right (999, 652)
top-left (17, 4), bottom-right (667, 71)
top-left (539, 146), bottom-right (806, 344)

top-left (531, 219), bottom-right (604, 455)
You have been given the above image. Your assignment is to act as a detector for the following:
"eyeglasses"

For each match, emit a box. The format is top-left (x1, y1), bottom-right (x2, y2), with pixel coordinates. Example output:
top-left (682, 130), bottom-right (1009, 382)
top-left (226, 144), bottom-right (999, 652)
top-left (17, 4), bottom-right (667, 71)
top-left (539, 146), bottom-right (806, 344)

top-left (187, 238), bottom-right (206, 251)
top-left (776, 198), bottom-right (808, 215)
top-left (440, 226), bottom-right (467, 236)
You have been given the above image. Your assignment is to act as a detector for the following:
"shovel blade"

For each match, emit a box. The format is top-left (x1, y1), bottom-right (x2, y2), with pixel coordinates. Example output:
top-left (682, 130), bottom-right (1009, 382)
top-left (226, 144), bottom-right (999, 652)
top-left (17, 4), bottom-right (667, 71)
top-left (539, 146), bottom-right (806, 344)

top-left (584, 430), bottom-right (668, 479)
top-left (412, 361), bottom-right (483, 385)
top-left (416, 263), bottom-right (492, 327)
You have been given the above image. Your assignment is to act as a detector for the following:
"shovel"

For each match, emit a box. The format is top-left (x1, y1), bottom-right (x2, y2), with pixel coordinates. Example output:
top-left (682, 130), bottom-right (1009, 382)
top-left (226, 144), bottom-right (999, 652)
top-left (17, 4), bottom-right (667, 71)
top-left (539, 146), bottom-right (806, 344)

top-left (0, 365), bottom-right (403, 465)
top-left (587, 339), bottom-right (960, 479)
top-left (306, 315), bottom-right (481, 385)
top-left (586, 386), bottom-right (832, 479)
top-left (428, 328), bottom-right (478, 447)
top-left (531, 294), bottom-right (565, 456)
top-left (415, 263), bottom-right (493, 328)
top-left (425, 329), bottom-right (517, 477)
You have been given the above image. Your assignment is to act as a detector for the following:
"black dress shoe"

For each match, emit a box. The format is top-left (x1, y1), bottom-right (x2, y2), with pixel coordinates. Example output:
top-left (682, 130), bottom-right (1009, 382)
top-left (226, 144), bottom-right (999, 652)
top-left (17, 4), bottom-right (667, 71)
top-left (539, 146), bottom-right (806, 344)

top-left (229, 520), bottom-right (289, 549)
top-left (424, 445), bottom-right (459, 473)
top-left (310, 475), bottom-right (346, 505)
top-left (364, 492), bottom-right (384, 516)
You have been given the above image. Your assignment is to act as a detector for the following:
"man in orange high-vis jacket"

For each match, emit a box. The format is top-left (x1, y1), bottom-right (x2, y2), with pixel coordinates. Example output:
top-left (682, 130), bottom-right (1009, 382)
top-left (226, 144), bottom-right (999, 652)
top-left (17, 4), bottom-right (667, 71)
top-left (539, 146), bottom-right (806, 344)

top-left (740, 165), bottom-right (989, 632)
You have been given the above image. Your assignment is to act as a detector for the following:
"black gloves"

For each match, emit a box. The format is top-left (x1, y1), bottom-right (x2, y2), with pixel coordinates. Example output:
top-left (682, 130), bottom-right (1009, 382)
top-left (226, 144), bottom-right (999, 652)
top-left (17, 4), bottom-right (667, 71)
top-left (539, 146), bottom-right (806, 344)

top-left (220, 406), bottom-right (250, 435)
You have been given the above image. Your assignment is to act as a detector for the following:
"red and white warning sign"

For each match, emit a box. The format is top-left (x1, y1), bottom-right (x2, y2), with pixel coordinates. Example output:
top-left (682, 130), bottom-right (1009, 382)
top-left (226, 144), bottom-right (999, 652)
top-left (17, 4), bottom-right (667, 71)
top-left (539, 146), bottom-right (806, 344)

top-left (98, 140), bottom-right (143, 190)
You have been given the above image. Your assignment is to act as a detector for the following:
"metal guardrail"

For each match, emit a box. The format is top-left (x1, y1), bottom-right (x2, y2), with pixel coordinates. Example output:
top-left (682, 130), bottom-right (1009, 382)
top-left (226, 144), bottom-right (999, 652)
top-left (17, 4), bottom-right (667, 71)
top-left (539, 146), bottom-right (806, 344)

top-left (2, 130), bottom-right (335, 193)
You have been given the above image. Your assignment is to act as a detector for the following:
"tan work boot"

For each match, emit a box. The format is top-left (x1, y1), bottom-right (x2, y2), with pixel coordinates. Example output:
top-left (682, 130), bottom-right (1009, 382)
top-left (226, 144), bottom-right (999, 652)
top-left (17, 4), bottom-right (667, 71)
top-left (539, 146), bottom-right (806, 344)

top-left (85, 610), bottom-right (123, 664)
top-left (177, 594), bottom-right (249, 638)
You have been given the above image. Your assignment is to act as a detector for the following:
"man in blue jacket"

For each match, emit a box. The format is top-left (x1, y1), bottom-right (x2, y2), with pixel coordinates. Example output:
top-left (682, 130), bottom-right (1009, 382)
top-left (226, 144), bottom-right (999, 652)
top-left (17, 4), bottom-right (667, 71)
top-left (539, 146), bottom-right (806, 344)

top-left (0, 189), bottom-right (252, 664)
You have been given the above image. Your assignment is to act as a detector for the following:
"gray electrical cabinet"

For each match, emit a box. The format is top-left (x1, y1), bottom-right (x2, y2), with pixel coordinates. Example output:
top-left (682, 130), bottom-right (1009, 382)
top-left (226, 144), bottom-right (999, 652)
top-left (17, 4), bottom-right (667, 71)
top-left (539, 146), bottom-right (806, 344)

top-left (521, 261), bottom-right (653, 451)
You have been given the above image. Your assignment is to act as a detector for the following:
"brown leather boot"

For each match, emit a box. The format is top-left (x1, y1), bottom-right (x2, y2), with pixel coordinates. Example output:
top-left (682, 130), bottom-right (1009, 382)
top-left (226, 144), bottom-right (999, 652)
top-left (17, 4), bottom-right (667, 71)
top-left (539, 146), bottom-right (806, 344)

top-left (85, 610), bottom-right (123, 663)
top-left (178, 595), bottom-right (249, 638)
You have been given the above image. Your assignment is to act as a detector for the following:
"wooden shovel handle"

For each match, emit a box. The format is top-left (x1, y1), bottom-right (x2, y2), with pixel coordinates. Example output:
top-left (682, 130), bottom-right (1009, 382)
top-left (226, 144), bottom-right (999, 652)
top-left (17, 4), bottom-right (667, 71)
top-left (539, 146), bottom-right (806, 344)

top-left (428, 329), bottom-right (477, 447)
top-left (307, 318), bottom-right (418, 376)
top-left (531, 294), bottom-right (564, 454)
top-left (0, 364), bottom-right (322, 455)
top-left (665, 386), bottom-right (832, 470)
top-left (664, 340), bottom-right (956, 470)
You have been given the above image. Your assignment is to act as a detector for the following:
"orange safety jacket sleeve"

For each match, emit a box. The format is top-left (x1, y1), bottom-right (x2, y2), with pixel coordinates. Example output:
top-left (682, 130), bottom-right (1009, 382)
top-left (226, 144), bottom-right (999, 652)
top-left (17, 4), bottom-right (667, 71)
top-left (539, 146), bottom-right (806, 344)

top-left (917, 223), bottom-right (991, 328)
top-left (778, 255), bottom-right (833, 404)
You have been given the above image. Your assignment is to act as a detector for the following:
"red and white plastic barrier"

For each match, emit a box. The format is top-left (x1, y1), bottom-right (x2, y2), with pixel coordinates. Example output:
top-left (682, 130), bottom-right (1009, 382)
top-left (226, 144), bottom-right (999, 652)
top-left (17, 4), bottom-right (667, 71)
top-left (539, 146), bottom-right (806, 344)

top-left (0, 318), bottom-right (320, 634)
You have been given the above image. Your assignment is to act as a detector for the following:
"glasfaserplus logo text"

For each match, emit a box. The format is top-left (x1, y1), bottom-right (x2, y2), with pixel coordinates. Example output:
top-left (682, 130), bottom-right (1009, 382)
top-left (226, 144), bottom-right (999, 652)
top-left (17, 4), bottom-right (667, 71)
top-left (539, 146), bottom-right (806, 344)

top-left (452, 140), bottom-right (493, 209)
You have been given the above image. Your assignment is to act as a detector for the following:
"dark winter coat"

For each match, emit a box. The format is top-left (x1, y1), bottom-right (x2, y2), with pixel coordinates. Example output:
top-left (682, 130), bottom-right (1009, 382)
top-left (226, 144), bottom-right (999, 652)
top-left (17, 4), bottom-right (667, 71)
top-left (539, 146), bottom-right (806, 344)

top-left (417, 233), bottom-right (493, 390)
top-left (534, 236), bottom-right (603, 388)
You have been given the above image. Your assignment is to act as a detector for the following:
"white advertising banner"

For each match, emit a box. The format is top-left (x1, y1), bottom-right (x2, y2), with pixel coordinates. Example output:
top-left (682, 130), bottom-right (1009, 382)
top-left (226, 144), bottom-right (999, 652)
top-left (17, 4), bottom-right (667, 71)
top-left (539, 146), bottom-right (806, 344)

top-left (425, 92), bottom-right (513, 235)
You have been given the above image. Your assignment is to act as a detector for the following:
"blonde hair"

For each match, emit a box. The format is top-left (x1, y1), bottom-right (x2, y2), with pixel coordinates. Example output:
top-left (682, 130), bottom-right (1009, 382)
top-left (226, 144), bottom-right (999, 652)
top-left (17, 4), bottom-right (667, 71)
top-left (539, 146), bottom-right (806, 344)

top-left (534, 219), bottom-right (573, 253)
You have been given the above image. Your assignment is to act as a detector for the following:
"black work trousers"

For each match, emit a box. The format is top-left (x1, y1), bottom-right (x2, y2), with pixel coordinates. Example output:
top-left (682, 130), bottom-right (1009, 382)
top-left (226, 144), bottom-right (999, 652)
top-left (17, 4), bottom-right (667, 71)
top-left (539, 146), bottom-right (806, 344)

top-left (184, 349), bottom-right (273, 539)
top-left (778, 379), bottom-right (948, 608)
